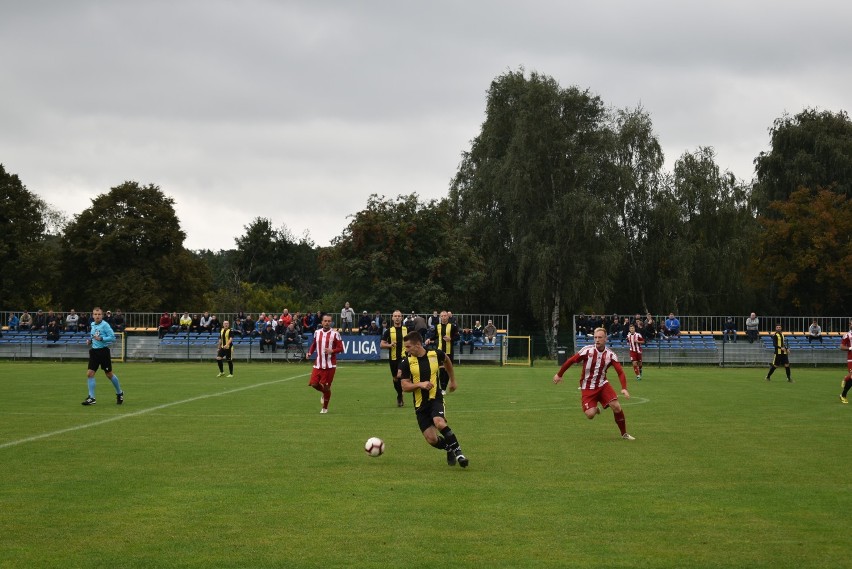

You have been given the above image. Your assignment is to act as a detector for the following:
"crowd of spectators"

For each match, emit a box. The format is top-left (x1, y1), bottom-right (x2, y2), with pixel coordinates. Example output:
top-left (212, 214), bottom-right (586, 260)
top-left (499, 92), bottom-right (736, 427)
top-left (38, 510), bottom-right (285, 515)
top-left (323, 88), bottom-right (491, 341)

top-left (5, 308), bottom-right (128, 338)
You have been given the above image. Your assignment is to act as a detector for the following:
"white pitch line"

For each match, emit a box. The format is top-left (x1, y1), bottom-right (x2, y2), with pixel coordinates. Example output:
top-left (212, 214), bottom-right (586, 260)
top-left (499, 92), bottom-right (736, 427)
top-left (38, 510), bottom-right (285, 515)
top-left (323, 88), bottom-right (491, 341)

top-left (0, 373), bottom-right (308, 450)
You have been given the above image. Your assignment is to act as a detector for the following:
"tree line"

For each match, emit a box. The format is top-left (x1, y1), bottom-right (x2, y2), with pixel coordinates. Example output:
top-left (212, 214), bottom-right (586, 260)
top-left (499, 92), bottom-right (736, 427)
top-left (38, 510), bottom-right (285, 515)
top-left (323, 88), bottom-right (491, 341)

top-left (2, 69), bottom-right (850, 354)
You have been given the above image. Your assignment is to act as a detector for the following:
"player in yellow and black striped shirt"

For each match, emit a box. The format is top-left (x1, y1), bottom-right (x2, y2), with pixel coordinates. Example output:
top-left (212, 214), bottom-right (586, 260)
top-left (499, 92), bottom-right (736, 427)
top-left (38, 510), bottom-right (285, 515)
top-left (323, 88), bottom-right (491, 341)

top-left (380, 310), bottom-right (408, 407)
top-left (398, 331), bottom-right (469, 468)
top-left (216, 320), bottom-right (235, 378)
top-left (434, 310), bottom-right (459, 393)
top-left (765, 323), bottom-right (792, 382)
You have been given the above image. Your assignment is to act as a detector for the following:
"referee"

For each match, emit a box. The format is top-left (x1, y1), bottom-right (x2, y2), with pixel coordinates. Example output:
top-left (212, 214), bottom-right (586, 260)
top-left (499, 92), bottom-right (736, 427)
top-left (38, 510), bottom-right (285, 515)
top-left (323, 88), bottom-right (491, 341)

top-left (766, 323), bottom-right (793, 382)
top-left (82, 307), bottom-right (124, 406)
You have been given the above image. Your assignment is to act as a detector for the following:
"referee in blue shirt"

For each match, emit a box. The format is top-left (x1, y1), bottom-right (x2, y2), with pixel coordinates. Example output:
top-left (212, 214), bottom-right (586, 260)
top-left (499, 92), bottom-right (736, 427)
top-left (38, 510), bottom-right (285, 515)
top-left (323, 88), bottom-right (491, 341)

top-left (82, 307), bottom-right (124, 405)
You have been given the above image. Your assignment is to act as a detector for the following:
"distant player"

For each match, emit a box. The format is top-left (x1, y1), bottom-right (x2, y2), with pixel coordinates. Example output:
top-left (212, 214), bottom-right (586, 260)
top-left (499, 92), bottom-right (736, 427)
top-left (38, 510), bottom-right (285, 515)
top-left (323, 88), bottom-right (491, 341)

top-left (626, 323), bottom-right (645, 381)
top-left (216, 320), bottom-right (235, 377)
top-left (434, 310), bottom-right (459, 394)
top-left (553, 327), bottom-right (634, 440)
top-left (398, 331), bottom-right (469, 467)
top-left (379, 309), bottom-right (408, 407)
top-left (82, 307), bottom-right (124, 406)
top-left (840, 321), bottom-right (852, 404)
top-left (766, 323), bottom-right (792, 382)
top-left (307, 314), bottom-right (343, 414)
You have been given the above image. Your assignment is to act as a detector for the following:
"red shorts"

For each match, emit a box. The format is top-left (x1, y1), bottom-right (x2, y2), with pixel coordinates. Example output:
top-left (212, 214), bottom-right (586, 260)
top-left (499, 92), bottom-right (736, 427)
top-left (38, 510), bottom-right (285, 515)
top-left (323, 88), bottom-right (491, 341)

top-left (309, 367), bottom-right (336, 387)
top-left (581, 383), bottom-right (618, 412)
top-left (629, 351), bottom-right (642, 363)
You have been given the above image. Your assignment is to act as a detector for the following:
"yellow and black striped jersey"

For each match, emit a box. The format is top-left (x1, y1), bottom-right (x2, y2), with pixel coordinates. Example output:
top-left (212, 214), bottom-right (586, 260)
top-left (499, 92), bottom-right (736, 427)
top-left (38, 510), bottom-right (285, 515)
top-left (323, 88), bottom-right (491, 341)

top-left (398, 349), bottom-right (447, 409)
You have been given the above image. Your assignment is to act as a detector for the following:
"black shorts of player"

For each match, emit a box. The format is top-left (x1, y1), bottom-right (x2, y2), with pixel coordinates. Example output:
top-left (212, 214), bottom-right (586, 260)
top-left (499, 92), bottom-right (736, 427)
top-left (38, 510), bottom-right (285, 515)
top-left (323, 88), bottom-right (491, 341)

top-left (88, 347), bottom-right (113, 373)
top-left (217, 347), bottom-right (233, 360)
top-left (772, 353), bottom-right (789, 366)
top-left (389, 359), bottom-right (400, 380)
top-left (415, 398), bottom-right (446, 432)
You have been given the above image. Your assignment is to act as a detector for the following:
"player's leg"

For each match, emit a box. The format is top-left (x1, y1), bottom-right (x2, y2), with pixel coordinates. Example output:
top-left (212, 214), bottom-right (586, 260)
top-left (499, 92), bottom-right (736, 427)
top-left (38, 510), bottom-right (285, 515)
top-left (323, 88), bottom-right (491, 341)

top-left (83, 350), bottom-right (100, 405)
top-left (841, 367), bottom-right (852, 402)
top-left (433, 413), bottom-right (468, 467)
top-left (609, 398), bottom-right (629, 438)
top-left (217, 353), bottom-right (224, 376)
top-left (784, 363), bottom-right (792, 382)
top-left (320, 369), bottom-right (335, 411)
top-left (582, 391), bottom-right (601, 419)
top-left (766, 361), bottom-right (777, 380)
top-left (104, 355), bottom-right (123, 404)
top-left (390, 360), bottom-right (404, 406)
top-left (227, 350), bottom-right (234, 376)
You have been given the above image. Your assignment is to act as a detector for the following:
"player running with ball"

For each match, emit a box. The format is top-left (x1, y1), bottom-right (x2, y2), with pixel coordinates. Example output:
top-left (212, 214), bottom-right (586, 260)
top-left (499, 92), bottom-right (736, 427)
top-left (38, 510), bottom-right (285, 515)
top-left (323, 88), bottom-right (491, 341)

top-left (553, 327), bottom-right (635, 440)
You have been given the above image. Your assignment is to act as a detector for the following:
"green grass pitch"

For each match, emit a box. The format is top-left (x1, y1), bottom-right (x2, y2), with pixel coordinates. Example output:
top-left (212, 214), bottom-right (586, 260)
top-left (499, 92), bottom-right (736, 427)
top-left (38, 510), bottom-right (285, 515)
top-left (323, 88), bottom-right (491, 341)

top-left (1, 361), bottom-right (850, 568)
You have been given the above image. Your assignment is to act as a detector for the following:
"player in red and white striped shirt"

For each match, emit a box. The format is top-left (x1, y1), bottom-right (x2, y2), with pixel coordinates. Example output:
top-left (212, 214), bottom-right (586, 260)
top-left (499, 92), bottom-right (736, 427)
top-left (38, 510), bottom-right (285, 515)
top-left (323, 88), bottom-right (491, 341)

top-left (626, 324), bottom-right (645, 381)
top-left (553, 327), bottom-right (635, 440)
top-left (307, 314), bottom-right (344, 413)
top-left (840, 321), bottom-right (852, 404)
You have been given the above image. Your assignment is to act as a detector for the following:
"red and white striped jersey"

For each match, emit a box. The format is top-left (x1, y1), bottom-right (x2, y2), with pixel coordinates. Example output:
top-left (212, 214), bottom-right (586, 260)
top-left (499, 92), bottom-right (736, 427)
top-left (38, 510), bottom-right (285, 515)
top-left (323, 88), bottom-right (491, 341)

top-left (627, 332), bottom-right (644, 353)
top-left (558, 345), bottom-right (627, 390)
top-left (308, 328), bottom-right (343, 369)
top-left (842, 332), bottom-right (852, 362)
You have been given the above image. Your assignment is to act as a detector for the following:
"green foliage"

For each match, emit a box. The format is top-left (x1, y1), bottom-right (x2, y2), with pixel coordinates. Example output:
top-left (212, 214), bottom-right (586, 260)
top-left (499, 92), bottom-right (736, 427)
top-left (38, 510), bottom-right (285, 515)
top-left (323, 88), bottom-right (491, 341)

top-left (60, 181), bottom-right (210, 310)
top-left (754, 108), bottom-right (852, 208)
top-left (751, 187), bottom-right (852, 313)
top-left (233, 218), bottom-right (320, 300)
top-left (0, 164), bottom-right (58, 308)
top-left (321, 193), bottom-right (486, 312)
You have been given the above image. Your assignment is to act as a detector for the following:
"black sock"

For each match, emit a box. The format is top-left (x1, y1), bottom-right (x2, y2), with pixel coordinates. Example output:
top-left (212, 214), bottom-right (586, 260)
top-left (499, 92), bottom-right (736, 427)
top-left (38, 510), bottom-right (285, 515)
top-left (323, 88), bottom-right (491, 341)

top-left (228, 361), bottom-right (233, 374)
top-left (785, 367), bottom-right (791, 380)
top-left (393, 380), bottom-right (403, 399)
top-left (217, 361), bottom-right (223, 372)
top-left (843, 380), bottom-right (851, 397)
top-left (440, 426), bottom-right (459, 452)
top-left (430, 438), bottom-right (448, 450)
top-left (767, 366), bottom-right (776, 378)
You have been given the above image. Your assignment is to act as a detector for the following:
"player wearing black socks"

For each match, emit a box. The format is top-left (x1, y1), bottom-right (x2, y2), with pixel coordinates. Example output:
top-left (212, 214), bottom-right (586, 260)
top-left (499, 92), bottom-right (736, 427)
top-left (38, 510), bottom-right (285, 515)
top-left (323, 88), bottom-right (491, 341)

top-left (398, 331), bottom-right (469, 467)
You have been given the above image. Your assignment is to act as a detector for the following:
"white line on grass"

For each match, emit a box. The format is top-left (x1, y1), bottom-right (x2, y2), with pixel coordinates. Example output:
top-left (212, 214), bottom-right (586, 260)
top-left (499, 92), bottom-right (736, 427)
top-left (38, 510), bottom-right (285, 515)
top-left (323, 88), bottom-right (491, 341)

top-left (0, 373), bottom-right (309, 450)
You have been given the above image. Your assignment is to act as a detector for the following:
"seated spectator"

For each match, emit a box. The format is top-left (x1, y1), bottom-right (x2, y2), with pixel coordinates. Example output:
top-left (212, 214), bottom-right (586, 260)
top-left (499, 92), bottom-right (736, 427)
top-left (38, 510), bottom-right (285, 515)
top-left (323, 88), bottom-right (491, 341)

top-left (242, 314), bottom-right (257, 337)
top-left (373, 310), bottom-right (383, 332)
top-left (460, 328), bottom-right (475, 354)
top-left (112, 309), bottom-right (126, 332)
top-left (292, 312), bottom-right (304, 335)
top-left (423, 326), bottom-right (438, 350)
top-left (472, 320), bottom-right (484, 346)
top-left (484, 319), bottom-right (497, 349)
top-left (644, 314), bottom-right (657, 340)
top-left (620, 316), bottom-right (631, 340)
top-left (302, 312), bottom-right (316, 333)
top-left (190, 313), bottom-right (201, 333)
top-left (33, 310), bottom-right (46, 331)
top-left (8, 313), bottom-right (20, 331)
top-left (576, 313), bottom-right (589, 336)
top-left (209, 314), bottom-right (221, 332)
top-left (723, 317), bottom-right (737, 343)
top-left (608, 318), bottom-right (622, 340)
top-left (199, 311), bottom-right (213, 332)
top-left (169, 312), bottom-right (180, 333)
top-left (46, 318), bottom-right (61, 343)
top-left (358, 311), bottom-right (372, 334)
top-left (279, 309), bottom-right (293, 330)
top-left (158, 312), bottom-right (172, 339)
top-left (367, 321), bottom-right (380, 335)
top-left (179, 311), bottom-right (192, 331)
top-left (259, 323), bottom-right (277, 353)
top-left (19, 311), bottom-right (33, 330)
top-left (104, 310), bottom-right (113, 327)
top-left (283, 323), bottom-right (301, 350)
top-left (663, 313), bottom-right (681, 339)
top-left (807, 319), bottom-right (823, 343)
top-left (745, 312), bottom-right (759, 343)
top-left (78, 312), bottom-right (91, 333)
top-left (65, 309), bottom-right (79, 332)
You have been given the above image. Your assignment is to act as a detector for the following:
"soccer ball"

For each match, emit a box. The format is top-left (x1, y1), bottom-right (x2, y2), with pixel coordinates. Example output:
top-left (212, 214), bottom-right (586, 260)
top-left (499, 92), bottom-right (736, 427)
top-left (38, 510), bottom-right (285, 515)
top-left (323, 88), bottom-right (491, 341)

top-left (364, 437), bottom-right (385, 457)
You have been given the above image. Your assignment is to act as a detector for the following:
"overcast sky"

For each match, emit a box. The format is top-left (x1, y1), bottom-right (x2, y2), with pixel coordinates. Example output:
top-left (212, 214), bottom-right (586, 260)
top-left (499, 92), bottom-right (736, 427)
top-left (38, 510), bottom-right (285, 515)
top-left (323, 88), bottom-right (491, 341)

top-left (2, 1), bottom-right (850, 251)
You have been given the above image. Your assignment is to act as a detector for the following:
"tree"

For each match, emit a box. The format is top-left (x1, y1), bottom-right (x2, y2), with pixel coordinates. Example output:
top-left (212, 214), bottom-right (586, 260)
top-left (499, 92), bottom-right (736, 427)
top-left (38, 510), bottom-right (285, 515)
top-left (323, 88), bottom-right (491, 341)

top-left (321, 194), bottom-right (485, 312)
top-left (0, 164), bottom-right (58, 308)
top-left (750, 187), bottom-right (852, 314)
top-left (60, 182), bottom-right (210, 310)
top-left (754, 108), bottom-right (852, 208)
top-left (450, 69), bottom-right (621, 353)
top-left (649, 148), bottom-right (755, 314)
top-left (233, 218), bottom-right (320, 302)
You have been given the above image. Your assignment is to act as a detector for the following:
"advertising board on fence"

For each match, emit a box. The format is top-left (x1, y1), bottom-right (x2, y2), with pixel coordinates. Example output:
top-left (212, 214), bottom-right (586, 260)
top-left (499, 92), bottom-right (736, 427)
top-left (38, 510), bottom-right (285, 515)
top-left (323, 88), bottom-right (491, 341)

top-left (307, 335), bottom-right (382, 361)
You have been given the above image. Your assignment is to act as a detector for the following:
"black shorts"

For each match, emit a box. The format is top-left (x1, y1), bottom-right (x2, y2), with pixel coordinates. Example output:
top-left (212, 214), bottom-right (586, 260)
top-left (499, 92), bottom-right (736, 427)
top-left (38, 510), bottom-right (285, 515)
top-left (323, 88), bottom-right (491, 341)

top-left (88, 347), bottom-right (112, 373)
top-left (217, 347), bottom-right (233, 360)
top-left (772, 353), bottom-right (789, 366)
top-left (415, 398), bottom-right (446, 432)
